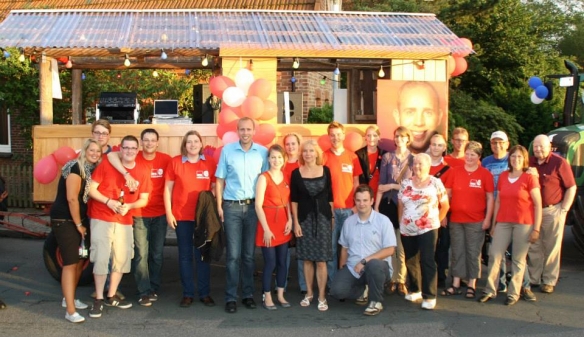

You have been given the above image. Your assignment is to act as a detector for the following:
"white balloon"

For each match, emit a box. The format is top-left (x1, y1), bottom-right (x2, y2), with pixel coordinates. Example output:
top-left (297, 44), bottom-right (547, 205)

top-left (223, 87), bottom-right (246, 107)
top-left (235, 68), bottom-right (255, 95)
top-left (530, 91), bottom-right (544, 104)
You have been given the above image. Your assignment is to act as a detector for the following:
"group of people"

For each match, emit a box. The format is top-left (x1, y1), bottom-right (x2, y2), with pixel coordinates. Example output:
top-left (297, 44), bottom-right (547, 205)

top-left (47, 116), bottom-right (575, 323)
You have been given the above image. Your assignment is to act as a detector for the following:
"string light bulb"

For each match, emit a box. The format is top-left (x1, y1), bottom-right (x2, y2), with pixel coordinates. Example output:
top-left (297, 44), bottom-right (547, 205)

top-left (320, 76), bottom-right (326, 85)
top-left (334, 63), bottom-right (340, 76)
top-left (185, 69), bottom-right (191, 75)
top-left (291, 76), bottom-right (296, 83)
top-left (292, 58), bottom-right (300, 69)
top-left (152, 70), bottom-right (159, 78)
top-left (378, 66), bottom-right (385, 78)
top-left (124, 54), bottom-right (131, 67)
top-left (65, 57), bottom-right (73, 69)
top-left (18, 48), bottom-right (25, 62)
top-left (1, 48), bottom-right (10, 58)
top-left (81, 72), bottom-right (86, 80)
top-left (201, 54), bottom-right (209, 67)
top-left (117, 71), bottom-right (121, 79)
top-left (248, 59), bottom-right (253, 71)
top-left (160, 49), bottom-right (167, 60)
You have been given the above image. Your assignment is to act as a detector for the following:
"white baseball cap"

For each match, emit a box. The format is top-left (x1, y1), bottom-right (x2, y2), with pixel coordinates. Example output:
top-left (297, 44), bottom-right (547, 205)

top-left (490, 131), bottom-right (508, 142)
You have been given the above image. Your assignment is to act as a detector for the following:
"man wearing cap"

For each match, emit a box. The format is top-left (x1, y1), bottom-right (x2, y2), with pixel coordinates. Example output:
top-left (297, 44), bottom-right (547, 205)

top-left (527, 135), bottom-right (576, 294)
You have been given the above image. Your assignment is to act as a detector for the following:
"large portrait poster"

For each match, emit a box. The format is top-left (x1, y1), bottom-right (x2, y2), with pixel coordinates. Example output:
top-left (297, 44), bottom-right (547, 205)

top-left (377, 80), bottom-right (449, 153)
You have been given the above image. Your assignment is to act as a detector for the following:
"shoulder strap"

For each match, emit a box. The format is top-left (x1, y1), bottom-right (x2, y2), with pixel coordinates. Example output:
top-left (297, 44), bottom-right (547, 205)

top-left (434, 165), bottom-right (450, 178)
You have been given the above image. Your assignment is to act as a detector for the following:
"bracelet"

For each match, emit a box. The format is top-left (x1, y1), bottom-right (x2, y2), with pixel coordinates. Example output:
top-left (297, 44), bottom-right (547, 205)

top-left (105, 198), bottom-right (110, 205)
top-left (75, 223), bottom-right (82, 227)
top-left (532, 229), bottom-right (540, 233)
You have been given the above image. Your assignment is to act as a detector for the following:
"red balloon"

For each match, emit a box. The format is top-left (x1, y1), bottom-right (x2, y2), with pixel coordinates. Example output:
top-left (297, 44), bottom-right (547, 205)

top-left (209, 76), bottom-right (235, 99)
top-left (34, 155), bottom-right (59, 184)
top-left (260, 100), bottom-right (277, 121)
top-left (216, 119), bottom-right (238, 139)
top-left (344, 132), bottom-right (363, 152)
top-left (451, 57), bottom-right (468, 77)
top-left (52, 146), bottom-right (77, 166)
top-left (213, 146), bottom-right (224, 163)
top-left (253, 123), bottom-right (276, 146)
top-left (222, 131), bottom-right (239, 144)
top-left (248, 79), bottom-right (272, 100)
top-left (219, 106), bottom-right (241, 124)
top-left (317, 134), bottom-right (332, 152)
top-left (57, 57), bottom-right (69, 64)
top-left (241, 96), bottom-right (264, 120)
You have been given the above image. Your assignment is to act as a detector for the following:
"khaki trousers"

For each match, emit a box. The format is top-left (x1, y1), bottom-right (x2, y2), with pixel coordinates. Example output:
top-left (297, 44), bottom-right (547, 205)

top-left (528, 204), bottom-right (566, 286)
top-left (390, 227), bottom-right (407, 283)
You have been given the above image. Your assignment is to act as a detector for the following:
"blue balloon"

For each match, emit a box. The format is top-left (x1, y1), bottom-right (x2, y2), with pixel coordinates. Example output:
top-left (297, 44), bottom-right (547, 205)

top-left (528, 76), bottom-right (543, 89)
top-left (535, 85), bottom-right (549, 99)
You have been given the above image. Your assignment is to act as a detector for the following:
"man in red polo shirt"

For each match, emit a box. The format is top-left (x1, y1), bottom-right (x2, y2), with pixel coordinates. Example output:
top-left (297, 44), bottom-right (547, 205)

top-left (527, 134), bottom-right (576, 294)
top-left (323, 121), bottom-right (362, 284)
top-left (88, 135), bottom-right (152, 318)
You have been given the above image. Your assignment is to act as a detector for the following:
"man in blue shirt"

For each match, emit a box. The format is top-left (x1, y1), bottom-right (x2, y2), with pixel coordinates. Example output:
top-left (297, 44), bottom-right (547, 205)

top-left (216, 117), bottom-right (268, 313)
top-left (330, 185), bottom-right (396, 316)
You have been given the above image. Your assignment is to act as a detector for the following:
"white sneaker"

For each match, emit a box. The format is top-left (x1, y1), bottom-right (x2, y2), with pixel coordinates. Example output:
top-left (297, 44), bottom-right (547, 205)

top-left (62, 298), bottom-right (89, 310)
top-left (65, 311), bottom-right (86, 323)
top-left (356, 286), bottom-right (369, 305)
top-left (405, 292), bottom-right (423, 302)
top-left (421, 299), bottom-right (436, 310)
top-left (363, 301), bottom-right (383, 316)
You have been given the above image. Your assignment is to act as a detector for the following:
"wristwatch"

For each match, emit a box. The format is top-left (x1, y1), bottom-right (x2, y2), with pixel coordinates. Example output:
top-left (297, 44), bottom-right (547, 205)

top-left (360, 259), bottom-right (367, 266)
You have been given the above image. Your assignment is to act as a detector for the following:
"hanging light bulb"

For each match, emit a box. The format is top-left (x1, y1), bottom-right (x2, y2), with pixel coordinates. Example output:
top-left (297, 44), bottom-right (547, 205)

top-left (290, 76), bottom-right (296, 83)
top-left (152, 70), bottom-right (159, 78)
top-left (65, 57), bottom-right (73, 69)
top-left (81, 72), bottom-right (86, 80)
top-left (292, 57), bottom-right (300, 69)
top-left (248, 59), bottom-right (254, 71)
top-left (201, 54), bottom-right (209, 67)
top-left (378, 65), bottom-right (385, 78)
top-left (185, 69), bottom-right (191, 75)
top-left (18, 48), bottom-right (25, 62)
top-left (124, 54), bottom-right (131, 67)
top-left (334, 63), bottom-right (340, 76)
top-left (117, 71), bottom-right (121, 79)
top-left (2, 48), bottom-right (10, 58)
top-left (320, 76), bottom-right (326, 85)
top-left (160, 49), bottom-right (167, 60)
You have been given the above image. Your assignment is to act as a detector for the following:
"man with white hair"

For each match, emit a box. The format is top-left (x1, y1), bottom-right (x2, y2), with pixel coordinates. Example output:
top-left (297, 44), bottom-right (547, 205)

top-left (527, 134), bottom-right (576, 294)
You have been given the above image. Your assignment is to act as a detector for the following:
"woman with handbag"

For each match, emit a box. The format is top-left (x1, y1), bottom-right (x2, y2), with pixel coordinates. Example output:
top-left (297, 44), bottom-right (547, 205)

top-left (375, 126), bottom-right (413, 296)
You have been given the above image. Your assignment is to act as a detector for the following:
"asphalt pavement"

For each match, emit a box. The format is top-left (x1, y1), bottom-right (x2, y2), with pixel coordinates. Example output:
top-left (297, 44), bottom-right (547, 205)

top-left (1, 220), bottom-right (584, 337)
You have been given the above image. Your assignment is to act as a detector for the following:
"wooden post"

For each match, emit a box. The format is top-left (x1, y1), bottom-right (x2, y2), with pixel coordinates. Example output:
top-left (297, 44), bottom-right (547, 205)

top-left (71, 69), bottom-right (83, 124)
top-left (39, 53), bottom-right (53, 125)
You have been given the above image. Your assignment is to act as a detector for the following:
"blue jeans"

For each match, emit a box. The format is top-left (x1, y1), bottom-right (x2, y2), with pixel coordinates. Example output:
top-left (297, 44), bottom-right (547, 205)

top-left (223, 201), bottom-right (258, 303)
top-left (297, 256), bottom-right (306, 291)
top-left (261, 243), bottom-right (289, 292)
top-left (328, 208), bottom-right (353, 286)
top-left (275, 248), bottom-right (291, 290)
top-left (176, 220), bottom-right (210, 298)
top-left (133, 215), bottom-right (167, 296)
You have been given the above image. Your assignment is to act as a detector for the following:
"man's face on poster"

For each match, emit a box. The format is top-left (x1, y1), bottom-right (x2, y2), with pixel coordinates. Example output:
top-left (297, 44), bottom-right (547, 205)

top-left (393, 84), bottom-right (442, 153)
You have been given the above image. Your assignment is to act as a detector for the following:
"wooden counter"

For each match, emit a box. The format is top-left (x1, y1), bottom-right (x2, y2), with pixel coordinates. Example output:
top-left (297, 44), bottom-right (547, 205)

top-left (33, 123), bottom-right (370, 203)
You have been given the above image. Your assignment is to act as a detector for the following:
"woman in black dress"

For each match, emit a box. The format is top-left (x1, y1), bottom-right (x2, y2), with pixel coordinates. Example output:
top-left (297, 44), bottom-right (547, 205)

top-left (50, 139), bottom-right (101, 323)
top-left (291, 140), bottom-right (334, 311)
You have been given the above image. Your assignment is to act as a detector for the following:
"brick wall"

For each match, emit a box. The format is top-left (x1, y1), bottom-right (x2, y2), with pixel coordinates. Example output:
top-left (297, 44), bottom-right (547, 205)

top-left (0, 112), bottom-right (31, 166)
top-left (277, 71), bottom-right (334, 122)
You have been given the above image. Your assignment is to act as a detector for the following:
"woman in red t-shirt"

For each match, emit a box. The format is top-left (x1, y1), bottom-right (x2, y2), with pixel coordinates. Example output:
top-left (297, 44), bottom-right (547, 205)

top-left (256, 144), bottom-right (293, 310)
top-left (479, 145), bottom-right (542, 306)
top-left (442, 141), bottom-right (494, 299)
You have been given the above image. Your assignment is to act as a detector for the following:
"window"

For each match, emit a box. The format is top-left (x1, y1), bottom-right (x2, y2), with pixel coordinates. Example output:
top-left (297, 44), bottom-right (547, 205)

top-left (0, 110), bottom-right (11, 153)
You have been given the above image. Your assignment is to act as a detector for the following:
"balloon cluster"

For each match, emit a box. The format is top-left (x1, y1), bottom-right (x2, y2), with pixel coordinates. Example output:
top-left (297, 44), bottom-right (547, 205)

top-left (448, 38), bottom-right (473, 77)
top-left (34, 146), bottom-right (78, 184)
top-left (527, 76), bottom-right (549, 104)
top-left (316, 131), bottom-right (364, 153)
top-left (210, 69), bottom-right (278, 161)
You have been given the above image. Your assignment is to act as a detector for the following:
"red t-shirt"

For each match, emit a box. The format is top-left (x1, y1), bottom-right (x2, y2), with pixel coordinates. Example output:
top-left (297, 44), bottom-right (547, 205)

top-left (429, 160), bottom-right (451, 182)
top-left (88, 156), bottom-right (153, 225)
top-left (496, 171), bottom-right (540, 225)
top-left (368, 151), bottom-right (381, 196)
top-left (282, 160), bottom-right (299, 184)
top-left (444, 166), bottom-right (494, 223)
top-left (444, 154), bottom-right (465, 168)
top-left (166, 155), bottom-right (217, 221)
top-left (323, 149), bottom-right (363, 208)
top-left (134, 151), bottom-right (172, 217)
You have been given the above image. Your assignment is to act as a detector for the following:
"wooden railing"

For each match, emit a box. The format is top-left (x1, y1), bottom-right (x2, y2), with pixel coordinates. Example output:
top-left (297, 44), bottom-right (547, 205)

top-left (0, 164), bottom-right (34, 208)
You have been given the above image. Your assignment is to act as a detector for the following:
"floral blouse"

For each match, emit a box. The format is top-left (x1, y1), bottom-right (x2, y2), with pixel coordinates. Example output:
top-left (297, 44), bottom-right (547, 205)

top-left (398, 176), bottom-right (447, 236)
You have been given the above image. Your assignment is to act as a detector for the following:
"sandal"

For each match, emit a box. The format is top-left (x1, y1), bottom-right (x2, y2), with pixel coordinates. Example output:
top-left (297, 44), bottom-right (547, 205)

top-left (300, 295), bottom-right (313, 307)
top-left (317, 298), bottom-right (328, 311)
top-left (440, 286), bottom-right (462, 296)
top-left (465, 287), bottom-right (476, 299)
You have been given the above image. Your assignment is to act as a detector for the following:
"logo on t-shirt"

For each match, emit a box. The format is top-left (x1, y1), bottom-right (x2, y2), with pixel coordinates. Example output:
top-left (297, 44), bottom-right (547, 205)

top-left (341, 163), bottom-right (353, 173)
top-left (151, 168), bottom-right (164, 179)
top-left (197, 170), bottom-right (210, 179)
top-left (469, 179), bottom-right (482, 188)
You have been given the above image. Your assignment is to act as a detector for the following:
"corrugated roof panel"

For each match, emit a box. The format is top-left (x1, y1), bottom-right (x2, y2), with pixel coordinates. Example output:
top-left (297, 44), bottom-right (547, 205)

top-left (0, 10), bottom-right (472, 59)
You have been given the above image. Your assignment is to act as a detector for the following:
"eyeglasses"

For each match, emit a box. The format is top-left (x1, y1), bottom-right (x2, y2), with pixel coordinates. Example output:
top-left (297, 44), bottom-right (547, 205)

top-left (121, 147), bottom-right (138, 151)
top-left (92, 131), bottom-right (109, 137)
